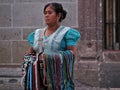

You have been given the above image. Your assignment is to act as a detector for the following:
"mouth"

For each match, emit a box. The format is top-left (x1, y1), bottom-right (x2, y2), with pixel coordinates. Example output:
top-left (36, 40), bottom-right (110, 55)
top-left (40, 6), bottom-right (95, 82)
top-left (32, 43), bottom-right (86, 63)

top-left (45, 19), bottom-right (50, 22)
top-left (45, 19), bottom-right (50, 24)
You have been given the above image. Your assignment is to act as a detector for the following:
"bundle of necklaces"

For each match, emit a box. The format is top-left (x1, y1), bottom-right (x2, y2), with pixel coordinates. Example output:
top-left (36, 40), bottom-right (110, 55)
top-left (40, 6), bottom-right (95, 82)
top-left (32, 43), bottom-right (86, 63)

top-left (22, 50), bottom-right (75, 90)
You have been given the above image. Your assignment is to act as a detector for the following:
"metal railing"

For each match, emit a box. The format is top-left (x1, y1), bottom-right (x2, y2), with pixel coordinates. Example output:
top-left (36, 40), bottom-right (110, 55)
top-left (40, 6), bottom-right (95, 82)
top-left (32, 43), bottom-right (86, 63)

top-left (104, 0), bottom-right (120, 50)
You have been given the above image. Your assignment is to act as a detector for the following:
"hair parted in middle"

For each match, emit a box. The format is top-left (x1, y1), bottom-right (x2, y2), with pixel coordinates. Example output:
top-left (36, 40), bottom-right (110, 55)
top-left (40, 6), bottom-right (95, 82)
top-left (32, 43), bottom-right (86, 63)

top-left (43, 2), bottom-right (67, 22)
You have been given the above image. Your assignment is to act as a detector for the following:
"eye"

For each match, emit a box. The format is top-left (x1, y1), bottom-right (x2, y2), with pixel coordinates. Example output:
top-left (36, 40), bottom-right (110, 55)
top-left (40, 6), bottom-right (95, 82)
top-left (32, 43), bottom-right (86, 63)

top-left (48, 11), bottom-right (52, 14)
top-left (44, 11), bottom-right (53, 15)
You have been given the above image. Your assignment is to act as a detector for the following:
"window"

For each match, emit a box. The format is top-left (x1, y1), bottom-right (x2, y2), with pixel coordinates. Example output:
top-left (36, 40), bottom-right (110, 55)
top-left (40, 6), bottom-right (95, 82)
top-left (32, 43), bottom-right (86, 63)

top-left (104, 0), bottom-right (120, 50)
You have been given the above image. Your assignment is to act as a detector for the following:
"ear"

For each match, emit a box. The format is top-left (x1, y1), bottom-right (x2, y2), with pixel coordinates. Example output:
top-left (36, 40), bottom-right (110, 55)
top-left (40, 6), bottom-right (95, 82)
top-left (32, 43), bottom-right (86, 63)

top-left (57, 13), bottom-right (62, 21)
top-left (58, 13), bottom-right (62, 17)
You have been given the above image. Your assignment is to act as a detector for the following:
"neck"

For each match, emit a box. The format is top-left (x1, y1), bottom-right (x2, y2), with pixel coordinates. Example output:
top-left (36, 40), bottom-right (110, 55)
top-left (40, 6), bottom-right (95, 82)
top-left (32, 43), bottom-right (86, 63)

top-left (47, 23), bottom-right (60, 32)
top-left (45, 23), bottom-right (60, 36)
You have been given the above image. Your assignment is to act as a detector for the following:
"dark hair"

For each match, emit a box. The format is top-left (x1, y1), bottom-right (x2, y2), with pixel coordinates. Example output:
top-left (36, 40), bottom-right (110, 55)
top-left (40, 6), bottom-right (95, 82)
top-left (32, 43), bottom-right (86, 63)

top-left (43, 2), bottom-right (67, 22)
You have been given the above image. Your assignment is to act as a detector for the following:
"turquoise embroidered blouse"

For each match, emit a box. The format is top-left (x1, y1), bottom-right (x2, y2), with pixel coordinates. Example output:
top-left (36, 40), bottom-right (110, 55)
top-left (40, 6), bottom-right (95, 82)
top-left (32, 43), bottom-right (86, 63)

top-left (27, 28), bottom-right (80, 51)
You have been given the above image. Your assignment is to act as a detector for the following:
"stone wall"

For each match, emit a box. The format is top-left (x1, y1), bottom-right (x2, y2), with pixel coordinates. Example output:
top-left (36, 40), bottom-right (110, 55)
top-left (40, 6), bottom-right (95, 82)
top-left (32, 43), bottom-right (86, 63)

top-left (100, 51), bottom-right (120, 88)
top-left (76, 0), bottom-right (103, 87)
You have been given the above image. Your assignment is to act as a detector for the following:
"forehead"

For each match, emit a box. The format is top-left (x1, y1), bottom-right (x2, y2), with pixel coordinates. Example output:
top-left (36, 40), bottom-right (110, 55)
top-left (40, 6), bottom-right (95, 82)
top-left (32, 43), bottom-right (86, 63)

top-left (45, 5), bottom-right (55, 11)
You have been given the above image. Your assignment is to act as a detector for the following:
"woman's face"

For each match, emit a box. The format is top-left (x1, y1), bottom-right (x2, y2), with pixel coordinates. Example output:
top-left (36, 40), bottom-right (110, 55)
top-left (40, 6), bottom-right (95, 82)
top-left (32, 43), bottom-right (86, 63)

top-left (44, 5), bottom-right (60, 26)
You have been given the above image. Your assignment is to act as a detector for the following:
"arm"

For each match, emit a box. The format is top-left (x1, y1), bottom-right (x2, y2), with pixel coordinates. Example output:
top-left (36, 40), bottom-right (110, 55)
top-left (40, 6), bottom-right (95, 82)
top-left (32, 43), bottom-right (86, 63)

top-left (65, 28), bottom-right (80, 56)
top-left (27, 31), bottom-right (36, 55)
top-left (67, 46), bottom-right (76, 56)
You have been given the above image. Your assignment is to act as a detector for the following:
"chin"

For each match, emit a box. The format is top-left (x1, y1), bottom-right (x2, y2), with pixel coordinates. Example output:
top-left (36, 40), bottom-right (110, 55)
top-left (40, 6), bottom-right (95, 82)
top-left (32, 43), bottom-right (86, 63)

top-left (45, 22), bottom-right (50, 25)
top-left (46, 23), bottom-right (51, 26)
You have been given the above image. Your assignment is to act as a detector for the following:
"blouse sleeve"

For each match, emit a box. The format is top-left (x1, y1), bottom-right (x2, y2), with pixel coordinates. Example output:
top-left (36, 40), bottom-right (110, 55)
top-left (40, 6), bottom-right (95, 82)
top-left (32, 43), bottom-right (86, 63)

top-left (27, 31), bottom-right (35, 47)
top-left (65, 28), bottom-right (81, 46)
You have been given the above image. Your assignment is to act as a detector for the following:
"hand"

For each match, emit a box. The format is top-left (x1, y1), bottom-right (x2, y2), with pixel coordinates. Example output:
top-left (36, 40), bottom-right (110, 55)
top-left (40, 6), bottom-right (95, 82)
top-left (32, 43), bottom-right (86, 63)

top-left (27, 47), bottom-right (36, 55)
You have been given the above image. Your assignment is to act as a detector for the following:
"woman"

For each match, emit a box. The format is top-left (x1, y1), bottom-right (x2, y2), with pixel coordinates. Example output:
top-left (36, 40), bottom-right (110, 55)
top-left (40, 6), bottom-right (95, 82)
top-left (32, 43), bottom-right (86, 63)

top-left (23, 2), bottom-right (80, 90)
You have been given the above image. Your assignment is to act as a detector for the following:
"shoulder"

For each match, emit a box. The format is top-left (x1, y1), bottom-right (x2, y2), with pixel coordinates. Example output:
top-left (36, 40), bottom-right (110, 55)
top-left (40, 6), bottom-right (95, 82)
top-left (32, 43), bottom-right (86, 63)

top-left (27, 28), bottom-right (45, 46)
top-left (63, 27), bottom-right (81, 46)
top-left (27, 31), bottom-right (35, 46)
top-left (28, 28), bottom-right (45, 39)
top-left (65, 27), bottom-right (81, 40)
